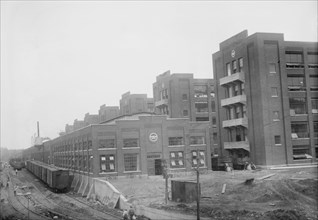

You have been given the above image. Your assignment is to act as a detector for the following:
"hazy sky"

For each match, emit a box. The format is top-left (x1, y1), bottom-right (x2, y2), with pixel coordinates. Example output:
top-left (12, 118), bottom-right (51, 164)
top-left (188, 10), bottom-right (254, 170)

top-left (1, 1), bottom-right (317, 149)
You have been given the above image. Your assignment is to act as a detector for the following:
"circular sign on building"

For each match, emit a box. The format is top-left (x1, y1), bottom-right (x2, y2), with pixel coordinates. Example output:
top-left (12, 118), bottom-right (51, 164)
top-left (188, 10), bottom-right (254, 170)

top-left (231, 49), bottom-right (236, 58)
top-left (149, 132), bottom-right (158, 143)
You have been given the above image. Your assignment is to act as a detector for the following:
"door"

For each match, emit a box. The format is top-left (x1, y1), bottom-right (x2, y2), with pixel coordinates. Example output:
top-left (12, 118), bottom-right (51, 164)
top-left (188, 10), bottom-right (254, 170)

top-left (154, 159), bottom-right (162, 175)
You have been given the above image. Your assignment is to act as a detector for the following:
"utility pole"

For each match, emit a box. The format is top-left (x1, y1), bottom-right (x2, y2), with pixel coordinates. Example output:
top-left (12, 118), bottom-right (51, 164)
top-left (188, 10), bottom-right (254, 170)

top-left (196, 161), bottom-right (200, 220)
top-left (162, 159), bottom-right (169, 204)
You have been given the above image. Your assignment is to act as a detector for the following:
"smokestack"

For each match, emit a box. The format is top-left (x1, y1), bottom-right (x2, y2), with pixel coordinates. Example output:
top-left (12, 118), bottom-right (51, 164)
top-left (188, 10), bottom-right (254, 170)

top-left (37, 121), bottom-right (40, 137)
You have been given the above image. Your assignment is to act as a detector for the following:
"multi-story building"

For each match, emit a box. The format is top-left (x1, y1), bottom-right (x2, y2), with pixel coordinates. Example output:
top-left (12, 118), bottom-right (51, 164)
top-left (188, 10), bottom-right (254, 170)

top-left (212, 30), bottom-right (318, 167)
top-left (153, 71), bottom-right (218, 154)
top-left (98, 105), bottom-right (120, 123)
top-left (48, 113), bottom-right (211, 177)
top-left (84, 113), bottom-right (99, 126)
top-left (73, 119), bottom-right (86, 131)
top-left (119, 91), bottom-right (154, 115)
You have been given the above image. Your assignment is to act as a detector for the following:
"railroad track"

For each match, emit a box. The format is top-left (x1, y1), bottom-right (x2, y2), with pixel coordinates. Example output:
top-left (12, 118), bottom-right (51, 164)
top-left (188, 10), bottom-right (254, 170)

top-left (8, 169), bottom-right (75, 220)
top-left (3, 169), bottom-right (49, 220)
top-left (17, 168), bottom-right (122, 220)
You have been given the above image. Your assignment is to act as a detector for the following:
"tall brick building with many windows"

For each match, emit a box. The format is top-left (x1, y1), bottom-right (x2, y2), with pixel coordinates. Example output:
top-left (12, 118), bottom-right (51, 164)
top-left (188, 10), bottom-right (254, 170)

top-left (212, 30), bottom-right (318, 167)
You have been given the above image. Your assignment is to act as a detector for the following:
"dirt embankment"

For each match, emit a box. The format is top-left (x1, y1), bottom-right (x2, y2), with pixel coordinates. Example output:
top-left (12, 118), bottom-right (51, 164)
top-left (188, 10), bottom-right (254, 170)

top-left (110, 167), bottom-right (318, 220)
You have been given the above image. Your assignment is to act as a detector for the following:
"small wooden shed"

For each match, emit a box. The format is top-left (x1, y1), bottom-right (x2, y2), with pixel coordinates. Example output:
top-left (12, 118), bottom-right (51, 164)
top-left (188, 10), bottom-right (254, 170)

top-left (171, 179), bottom-right (200, 203)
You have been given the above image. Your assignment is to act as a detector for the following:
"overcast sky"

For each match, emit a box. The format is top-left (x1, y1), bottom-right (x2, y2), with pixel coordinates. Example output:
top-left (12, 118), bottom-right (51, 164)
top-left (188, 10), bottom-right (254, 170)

top-left (1, 1), bottom-right (317, 149)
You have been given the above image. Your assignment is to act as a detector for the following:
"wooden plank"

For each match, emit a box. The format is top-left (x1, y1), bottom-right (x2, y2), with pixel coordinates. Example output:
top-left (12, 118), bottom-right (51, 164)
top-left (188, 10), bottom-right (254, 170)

top-left (221, 184), bottom-right (226, 194)
top-left (257, 174), bottom-right (275, 180)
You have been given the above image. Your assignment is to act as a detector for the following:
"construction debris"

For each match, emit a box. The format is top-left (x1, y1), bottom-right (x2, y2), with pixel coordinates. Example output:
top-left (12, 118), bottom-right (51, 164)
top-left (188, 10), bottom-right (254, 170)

top-left (257, 174), bottom-right (276, 180)
top-left (221, 184), bottom-right (226, 194)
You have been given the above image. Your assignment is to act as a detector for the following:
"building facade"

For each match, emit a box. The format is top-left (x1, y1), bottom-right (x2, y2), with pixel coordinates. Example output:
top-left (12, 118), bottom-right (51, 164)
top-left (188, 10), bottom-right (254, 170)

top-left (212, 30), bottom-right (318, 166)
top-left (153, 71), bottom-right (218, 155)
top-left (98, 105), bottom-right (120, 123)
top-left (47, 114), bottom-right (211, 177)
top-left (120, 92), bottom-right (154, 116)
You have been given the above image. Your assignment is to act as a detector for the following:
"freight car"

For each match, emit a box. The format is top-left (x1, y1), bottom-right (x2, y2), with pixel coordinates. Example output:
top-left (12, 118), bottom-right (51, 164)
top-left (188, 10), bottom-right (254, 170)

top-left (26, 160), bottom-right (69, 192)
top-left (9, 158), bottom-right (25, 170)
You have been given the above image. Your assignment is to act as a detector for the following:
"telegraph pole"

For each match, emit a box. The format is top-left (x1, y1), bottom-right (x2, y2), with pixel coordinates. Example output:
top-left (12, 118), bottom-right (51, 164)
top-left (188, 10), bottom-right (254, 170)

top-left (196, 161), bottom-right (200, 220)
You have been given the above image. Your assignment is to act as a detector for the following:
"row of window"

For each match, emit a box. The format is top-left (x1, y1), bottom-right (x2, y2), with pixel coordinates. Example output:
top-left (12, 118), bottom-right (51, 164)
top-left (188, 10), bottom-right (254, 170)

top-left (53, 140), bottom-right (92, 153)
top-left (226, 58), bottom-right (244, 76)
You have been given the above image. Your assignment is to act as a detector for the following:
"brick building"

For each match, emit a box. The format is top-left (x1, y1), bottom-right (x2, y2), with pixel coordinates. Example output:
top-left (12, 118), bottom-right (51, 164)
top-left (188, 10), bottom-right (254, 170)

top-left (48, 113), bottom-right (211, 177)
top-left (98, 105), bottom-right (120, 123)
top-left (212, 30), bottom-right (318, 167)
top-left (119, 91), bottom-right (154, 115)
top-left (153, 71), bottom-right (218, 155)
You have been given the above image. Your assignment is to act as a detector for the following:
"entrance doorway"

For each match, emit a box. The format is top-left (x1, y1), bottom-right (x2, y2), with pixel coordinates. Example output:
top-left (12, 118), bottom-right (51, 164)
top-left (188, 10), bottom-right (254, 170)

top-left (154, 159), bottom-right (162, 175)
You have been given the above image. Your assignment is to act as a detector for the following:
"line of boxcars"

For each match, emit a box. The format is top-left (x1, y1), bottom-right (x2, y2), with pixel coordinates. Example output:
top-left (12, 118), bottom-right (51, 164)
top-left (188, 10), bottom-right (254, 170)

top-left (26, 160), bottom-right (70, 192)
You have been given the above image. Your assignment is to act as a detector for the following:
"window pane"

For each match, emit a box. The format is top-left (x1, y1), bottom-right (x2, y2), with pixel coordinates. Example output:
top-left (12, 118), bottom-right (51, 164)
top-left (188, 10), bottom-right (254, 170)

top-left (124, 154), bottom-right (138, 171)
top-left (168, 137), bottom-right (183, 146)
top-left (271, 87), bottom-right (278, 97)
top-left (169, 151), bottom-right (184, 168)
top-left (190, 136), bottom-right (205, 145)
top-left (195, 102), bottom-right (208, 113)
top-left (194, 86), bottom-right (208, 98)
top-left (123, 138), bottom-right (138, 148)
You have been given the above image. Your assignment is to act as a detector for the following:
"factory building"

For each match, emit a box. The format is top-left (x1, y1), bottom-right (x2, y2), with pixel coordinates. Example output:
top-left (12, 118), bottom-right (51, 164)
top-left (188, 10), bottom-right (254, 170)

top-left (119, 91), bottom-right (154, 115)
top-left (48, 113), bottom-right (211, 177)
top-left (153, 71), bottom-right (219, 155)
top-left (212, 30), bottom-right (318, 167)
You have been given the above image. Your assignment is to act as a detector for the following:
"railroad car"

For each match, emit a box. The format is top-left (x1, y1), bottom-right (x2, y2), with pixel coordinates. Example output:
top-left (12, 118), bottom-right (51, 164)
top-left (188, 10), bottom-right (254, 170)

top-left (26, 160), bottom-right (69, 192)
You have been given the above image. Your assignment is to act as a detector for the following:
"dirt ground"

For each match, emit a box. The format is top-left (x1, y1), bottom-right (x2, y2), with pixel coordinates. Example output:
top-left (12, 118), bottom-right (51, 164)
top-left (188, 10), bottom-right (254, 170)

top-left (109, 166), bottom-right (318, 220)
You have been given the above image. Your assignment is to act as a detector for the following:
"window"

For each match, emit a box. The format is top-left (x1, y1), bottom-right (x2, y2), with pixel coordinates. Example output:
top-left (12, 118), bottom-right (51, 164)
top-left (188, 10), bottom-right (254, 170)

top-left (289, 98), bottom-right (307, 115)
top-left (182, 94), bottom-right (188, 101)
top-left (190, 136), bottom-right (205, 145)
top-left (194, 86), bottom-right (208, 98)
top-left (271, 87), bottom-right (278, 97)
top-left (312, 98), bottom-right (318, 113)
top-left (234, 106), bottom-right (241, 119)
top-left (212, 117), bottom-right (216, 126)
top-left (293, 145), bottom-right (311, 160)
top-left (310, 76), bottom-right (318, 91)
top-left (269, 63), bottom-right (276, 73)
top-left (273, 111), bottom-right (280, 121)
top-left (88, 140), bottom-right (92, 149)
top-left (241, 83), bottom-right (245, 95)
top-left (211, 101), bottom-right (216, 112)
top-left (291, 122), bottom-right (309, 139)
top-left (274, 135), bottom-right (281, 145)
top-left (195, 102), bottom-right (208, 113)
top-left (183, 110), bottom-right (189, 117)
top-left (213, 132), bottom-right (217, 141)
top-left (124, 154), bottom-right (139, 171)
top-left (287, 76), bottom-right (306, 91)
top-left (308, 52), bottom-right (318, 68)
top-left (234, 84), bottom-right (239, 96)
top-left (285, 52), bottom-right (304, 67)
top-left (83, 141), bottom-right (87, 150)
top-left (192, 150), bottom-right (206, 167)
top-left (238, 58), bottom-right (243, 72)
top-left (123, 138), bottom-right (139, 148)
top-left (100, 155), bottom-right (115, 172)
top-left (232, 60), bottom-right (237, 73)
top-left (243, 105), bottom-right (247, 117)
top-left (170, 151), bottom-right (184, 168)
top-left (314, 122), bottom-right (318, 138)
top-left (226, 63), bottom-right (231, 76)
top-left (168, 137), bottom-right (184, 146)
top-left (99, 139), bottom-right (116, 148)
top-left (196, 117), bottom-right (209, 121)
